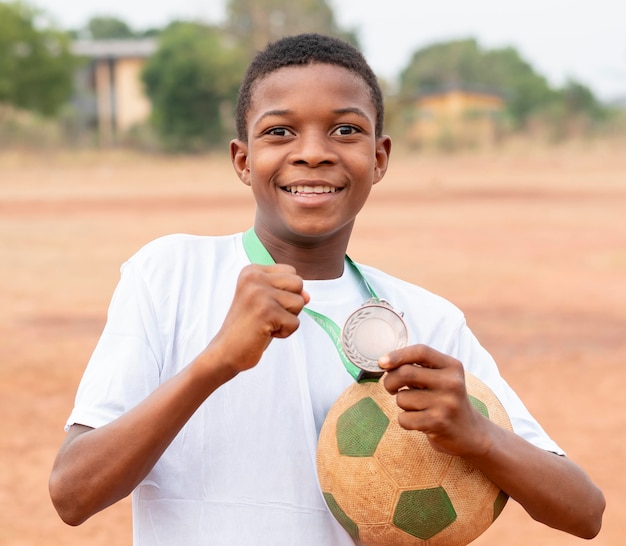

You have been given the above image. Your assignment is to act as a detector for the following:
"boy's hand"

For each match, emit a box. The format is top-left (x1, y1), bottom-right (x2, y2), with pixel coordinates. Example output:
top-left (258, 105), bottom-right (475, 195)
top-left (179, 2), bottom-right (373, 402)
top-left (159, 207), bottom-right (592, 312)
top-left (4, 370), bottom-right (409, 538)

top-left (379, 344), bottom-right (491, 458)
top-left (208, 264), bottom-right (310, 376)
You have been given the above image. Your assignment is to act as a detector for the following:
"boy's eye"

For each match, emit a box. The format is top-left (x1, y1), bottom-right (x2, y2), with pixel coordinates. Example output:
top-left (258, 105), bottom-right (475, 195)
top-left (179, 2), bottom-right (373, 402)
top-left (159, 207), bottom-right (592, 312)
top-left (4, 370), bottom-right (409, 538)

top-left (333, 125), bottom-right (359, 136)
top-left (266, 127), bottom-right (293, 137)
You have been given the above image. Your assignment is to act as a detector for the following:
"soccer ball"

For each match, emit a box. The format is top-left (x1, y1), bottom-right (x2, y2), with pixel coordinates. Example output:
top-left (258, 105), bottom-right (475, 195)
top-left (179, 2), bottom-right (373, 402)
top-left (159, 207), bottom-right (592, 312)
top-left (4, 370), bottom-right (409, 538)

top-left (317, 372), bottom-right (512, 546)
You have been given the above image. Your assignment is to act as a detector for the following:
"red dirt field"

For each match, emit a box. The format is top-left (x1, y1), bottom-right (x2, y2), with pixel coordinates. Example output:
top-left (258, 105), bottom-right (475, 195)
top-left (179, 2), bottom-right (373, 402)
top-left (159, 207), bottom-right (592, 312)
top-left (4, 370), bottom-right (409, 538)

top-left (1, 146), bottom-right (624, 545)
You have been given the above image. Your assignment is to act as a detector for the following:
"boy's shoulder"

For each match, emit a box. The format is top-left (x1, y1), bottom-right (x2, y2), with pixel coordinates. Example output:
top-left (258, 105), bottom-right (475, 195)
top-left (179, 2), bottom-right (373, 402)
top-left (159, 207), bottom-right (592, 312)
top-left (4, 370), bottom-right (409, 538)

top-left (132, 232), bottom-right (241, 258)
top-left (356, 262), bottom-right (465, 322)
top-left (123, 232), bottom-right (245, 275)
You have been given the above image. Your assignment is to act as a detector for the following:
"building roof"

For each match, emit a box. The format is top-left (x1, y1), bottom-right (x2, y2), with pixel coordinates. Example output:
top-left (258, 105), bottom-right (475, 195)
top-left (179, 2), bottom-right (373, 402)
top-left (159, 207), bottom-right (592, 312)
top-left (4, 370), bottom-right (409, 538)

top-left (72, 39), bottom-right (158, 59)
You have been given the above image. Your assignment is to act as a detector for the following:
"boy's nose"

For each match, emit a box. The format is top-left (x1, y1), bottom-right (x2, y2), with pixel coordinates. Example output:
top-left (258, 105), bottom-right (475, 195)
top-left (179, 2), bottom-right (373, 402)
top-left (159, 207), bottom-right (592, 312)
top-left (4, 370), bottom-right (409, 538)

top-left (290, 132), bottom-right (338, 167)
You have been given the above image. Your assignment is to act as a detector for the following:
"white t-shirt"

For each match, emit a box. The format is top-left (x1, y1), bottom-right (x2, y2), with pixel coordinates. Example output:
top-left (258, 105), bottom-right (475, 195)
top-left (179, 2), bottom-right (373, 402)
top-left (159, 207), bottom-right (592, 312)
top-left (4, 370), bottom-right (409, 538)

top-left (67, 233), bottom-right (562, 545)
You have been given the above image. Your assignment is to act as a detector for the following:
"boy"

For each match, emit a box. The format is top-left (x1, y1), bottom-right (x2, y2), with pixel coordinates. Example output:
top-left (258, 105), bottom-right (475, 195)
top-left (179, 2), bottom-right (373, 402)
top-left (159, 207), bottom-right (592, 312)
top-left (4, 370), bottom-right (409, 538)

top-left (50, 34), bottom-right (604, 544)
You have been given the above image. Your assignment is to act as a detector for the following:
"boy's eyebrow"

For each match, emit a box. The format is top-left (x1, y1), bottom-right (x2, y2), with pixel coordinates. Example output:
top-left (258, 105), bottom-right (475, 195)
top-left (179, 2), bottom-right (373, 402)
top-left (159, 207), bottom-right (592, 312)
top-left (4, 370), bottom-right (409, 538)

top-left (255, 109), bottom-right (292, 124)
top-left (332, 107), bottom-right (370, 119)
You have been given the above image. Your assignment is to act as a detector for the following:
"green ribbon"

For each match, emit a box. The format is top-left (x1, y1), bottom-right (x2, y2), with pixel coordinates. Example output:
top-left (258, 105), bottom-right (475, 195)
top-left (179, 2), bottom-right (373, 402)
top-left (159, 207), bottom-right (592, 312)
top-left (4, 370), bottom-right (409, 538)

top-left (242, 228), bottom-right (380, 382)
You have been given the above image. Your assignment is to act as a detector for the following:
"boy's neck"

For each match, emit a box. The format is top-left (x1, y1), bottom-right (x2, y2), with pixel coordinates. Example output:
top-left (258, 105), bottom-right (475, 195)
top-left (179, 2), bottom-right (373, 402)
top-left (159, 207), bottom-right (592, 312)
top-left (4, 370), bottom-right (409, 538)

top-left (254, 224), bottom-right (351, 280)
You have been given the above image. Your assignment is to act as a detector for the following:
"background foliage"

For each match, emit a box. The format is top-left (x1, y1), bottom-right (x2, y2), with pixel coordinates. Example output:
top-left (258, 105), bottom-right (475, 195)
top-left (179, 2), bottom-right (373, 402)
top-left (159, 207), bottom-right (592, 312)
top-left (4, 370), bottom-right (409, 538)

top-left (226, 0), bottom-right (358, 55)
top-left (0, 0), bottom-right (622, 151)
top-left (142, 22), bottom-right (246, 151)
top-left (0, 1), bottom-right (76, 117)
top-left (398, 38), bottom-right (607, 132)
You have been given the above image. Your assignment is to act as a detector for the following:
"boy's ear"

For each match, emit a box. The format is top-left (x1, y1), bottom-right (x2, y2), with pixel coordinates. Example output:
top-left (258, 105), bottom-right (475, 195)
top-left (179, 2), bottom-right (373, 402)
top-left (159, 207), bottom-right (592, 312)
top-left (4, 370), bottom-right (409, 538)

top-left (373, 135), bottom-right (392, 185)
top-left (230, 139), bottom-right (251, 186)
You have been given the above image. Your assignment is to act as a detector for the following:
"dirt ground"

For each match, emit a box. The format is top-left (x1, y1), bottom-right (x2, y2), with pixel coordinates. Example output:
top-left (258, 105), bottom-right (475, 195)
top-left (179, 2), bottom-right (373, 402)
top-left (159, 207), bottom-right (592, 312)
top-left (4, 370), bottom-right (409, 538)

top-left (0, 144), bottom-right (624, 545)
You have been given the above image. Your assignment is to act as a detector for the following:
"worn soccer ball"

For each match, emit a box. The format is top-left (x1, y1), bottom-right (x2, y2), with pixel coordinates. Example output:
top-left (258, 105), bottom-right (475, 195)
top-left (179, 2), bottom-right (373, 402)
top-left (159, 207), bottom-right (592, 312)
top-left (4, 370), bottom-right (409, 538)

top-left (317, 372), bottom-right (512, 546)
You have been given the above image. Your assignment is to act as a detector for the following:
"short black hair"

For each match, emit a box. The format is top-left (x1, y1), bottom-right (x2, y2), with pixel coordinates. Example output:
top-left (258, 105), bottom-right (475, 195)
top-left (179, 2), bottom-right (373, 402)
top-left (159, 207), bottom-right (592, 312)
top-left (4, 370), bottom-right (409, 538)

top-left (235, 33), bottom-right (384, 141)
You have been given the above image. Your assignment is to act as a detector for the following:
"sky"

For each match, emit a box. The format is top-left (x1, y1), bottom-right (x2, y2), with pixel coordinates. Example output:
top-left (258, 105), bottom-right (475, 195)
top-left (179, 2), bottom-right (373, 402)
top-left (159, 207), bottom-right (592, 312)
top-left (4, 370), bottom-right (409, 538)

top-left (36, 0), bottom-right (626, 102)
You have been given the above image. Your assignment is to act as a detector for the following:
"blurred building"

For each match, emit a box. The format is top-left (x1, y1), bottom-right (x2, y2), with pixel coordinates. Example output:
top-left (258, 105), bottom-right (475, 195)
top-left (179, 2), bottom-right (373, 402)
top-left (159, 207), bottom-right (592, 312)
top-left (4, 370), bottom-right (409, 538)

top-left (71, 39), bottom-right (157, 144)
top-left (404, 85), bottom-right (506, 150)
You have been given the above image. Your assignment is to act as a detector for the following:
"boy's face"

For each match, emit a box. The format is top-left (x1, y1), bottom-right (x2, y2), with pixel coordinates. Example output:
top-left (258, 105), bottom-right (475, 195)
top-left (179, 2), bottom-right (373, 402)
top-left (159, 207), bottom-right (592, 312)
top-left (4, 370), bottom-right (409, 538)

top-left (231, 63), bottom-right (391, 248)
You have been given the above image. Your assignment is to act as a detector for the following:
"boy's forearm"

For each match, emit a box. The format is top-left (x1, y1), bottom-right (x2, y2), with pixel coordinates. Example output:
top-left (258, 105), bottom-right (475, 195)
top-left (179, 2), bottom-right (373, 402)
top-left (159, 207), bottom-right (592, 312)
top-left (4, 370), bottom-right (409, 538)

top-left (49, 349), bottom-right (238, 526)
top-left (467, 423), bottom-right (605, 539)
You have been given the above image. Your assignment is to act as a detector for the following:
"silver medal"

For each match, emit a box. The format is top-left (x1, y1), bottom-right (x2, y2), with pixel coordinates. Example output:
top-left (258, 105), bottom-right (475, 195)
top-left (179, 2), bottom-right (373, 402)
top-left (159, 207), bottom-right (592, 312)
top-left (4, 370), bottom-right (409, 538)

top-left (341, 298), bottom-right (408, 373)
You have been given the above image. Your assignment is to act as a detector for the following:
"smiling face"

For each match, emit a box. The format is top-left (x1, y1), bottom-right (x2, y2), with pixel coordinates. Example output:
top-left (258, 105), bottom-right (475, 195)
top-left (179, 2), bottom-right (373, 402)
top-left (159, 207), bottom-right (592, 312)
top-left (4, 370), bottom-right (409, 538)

top-left (231, 62), bottom-right (391, 258)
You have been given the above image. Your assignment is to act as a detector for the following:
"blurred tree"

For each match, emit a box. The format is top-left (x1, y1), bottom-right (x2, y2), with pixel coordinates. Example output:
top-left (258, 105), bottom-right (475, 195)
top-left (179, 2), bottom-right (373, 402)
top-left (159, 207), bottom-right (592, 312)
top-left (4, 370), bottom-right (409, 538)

top-left (399, 38), bottom-right (555, 128)
top-left (138, 27), bottom-right (163, 38)
top-left (226, 0), bottom-right (358, 57)
top-left (558, 79), bottom-right (605, 119)
top-left (482, 46), bottom-right (555, 127)
top-left (537, 79), bottom-right (610, 140)
top-left (86, 16), bottom-right (135, 39)
top-left (0, 1), bottom-right (76, 116)
top-left (399, 38), bottom-right (484, 91)
top-left (142, 22), bottom-right (247, 151)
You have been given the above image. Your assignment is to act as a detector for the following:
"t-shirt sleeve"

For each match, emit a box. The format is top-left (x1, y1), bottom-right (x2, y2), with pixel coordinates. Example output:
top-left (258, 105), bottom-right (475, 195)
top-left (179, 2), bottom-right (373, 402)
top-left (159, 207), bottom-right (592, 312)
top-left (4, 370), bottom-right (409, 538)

top-left (446, 320), bottom-right (565, 456)
top-left (65, 260), bottom-right (162, 431)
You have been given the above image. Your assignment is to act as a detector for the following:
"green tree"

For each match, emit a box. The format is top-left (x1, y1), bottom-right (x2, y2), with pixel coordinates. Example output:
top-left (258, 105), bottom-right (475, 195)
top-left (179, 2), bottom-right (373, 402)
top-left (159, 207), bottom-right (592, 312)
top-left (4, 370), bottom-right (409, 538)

top-left (558, 79), bottom-right (605, 119)
top-left (399, 38), bottom-right (555, 128)
top-left (142, 22), bottom-right (247, 151)
top-left (226, 0), bottom-right (358, 57)
top-left (0, 1), bottom-right (76, 116)
top-left (537, 79), bottom-right (609, 140)
top-left (399, 38), bottom-right (485, 92)
top-left (482, 46), bottom-right (555, 127)
top-left (86, 16), bottom-right (135, 39)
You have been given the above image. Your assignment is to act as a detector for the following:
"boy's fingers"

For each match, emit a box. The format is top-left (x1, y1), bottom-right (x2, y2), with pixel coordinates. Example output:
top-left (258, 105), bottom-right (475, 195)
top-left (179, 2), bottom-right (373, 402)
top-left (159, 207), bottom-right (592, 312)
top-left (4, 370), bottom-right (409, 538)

top-left (270, 313), bottom-right (302, 339)
top-left (378, 343), bottom-right (452, 371)
top-left (301, 289), bottom-right (311, 305)
top-left (255, 264), bottom-right (304, 294)
top-left (380, 344), bottom-right (465, 396)
top-left (383, 364), bottom-right (431, 395)
top-left (274, 290), bottom-right (308, 316)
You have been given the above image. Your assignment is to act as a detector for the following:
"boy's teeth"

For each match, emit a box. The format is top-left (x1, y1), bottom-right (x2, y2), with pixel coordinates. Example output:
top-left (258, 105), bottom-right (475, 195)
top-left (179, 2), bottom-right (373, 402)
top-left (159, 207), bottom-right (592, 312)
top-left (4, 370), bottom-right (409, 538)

top-left (287, 185), bottom-right (337, 194)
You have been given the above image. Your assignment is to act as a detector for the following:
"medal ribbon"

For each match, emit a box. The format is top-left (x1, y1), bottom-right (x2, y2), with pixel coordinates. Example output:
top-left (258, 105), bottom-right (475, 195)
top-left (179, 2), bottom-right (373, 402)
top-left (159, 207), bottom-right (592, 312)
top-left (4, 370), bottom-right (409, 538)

top-left (242, 228), bottom-right (379, 382)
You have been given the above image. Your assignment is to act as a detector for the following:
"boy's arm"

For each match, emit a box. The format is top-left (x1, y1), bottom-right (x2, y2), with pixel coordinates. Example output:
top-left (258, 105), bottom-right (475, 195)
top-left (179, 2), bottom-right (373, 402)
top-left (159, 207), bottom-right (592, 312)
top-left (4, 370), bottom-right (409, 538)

top-left (463, 420), bottom-right (604, 539)
top-left (49, 264), bottom-right (309, 526)
top-left (49, 349), bottom-right (239, 526)
top-left (380, 345), bottom-right (605, 539)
